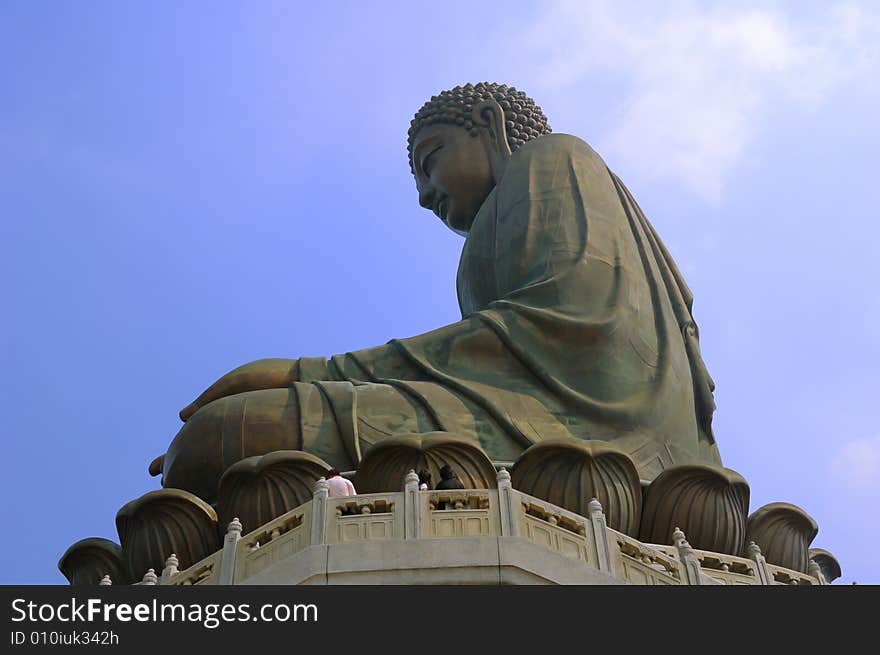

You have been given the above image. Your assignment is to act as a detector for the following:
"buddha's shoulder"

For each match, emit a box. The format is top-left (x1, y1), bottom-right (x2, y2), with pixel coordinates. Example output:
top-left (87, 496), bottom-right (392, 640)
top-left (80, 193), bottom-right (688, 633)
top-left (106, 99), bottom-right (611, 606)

top-left (514, 133), bottom-right (603, 163)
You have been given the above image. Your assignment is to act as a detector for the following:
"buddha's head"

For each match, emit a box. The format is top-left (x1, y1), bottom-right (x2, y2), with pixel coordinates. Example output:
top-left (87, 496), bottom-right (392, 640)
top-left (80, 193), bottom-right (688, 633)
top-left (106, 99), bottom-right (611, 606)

top-left (408, 82), bottom-right (552, 235)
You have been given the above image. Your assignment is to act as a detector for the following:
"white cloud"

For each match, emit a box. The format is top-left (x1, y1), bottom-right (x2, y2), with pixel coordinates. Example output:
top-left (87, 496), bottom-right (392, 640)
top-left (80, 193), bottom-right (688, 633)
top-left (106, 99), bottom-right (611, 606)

top-left (524, 1), bottom-right (880, 202)
top-left (830, 435), bottom-right (880, 491)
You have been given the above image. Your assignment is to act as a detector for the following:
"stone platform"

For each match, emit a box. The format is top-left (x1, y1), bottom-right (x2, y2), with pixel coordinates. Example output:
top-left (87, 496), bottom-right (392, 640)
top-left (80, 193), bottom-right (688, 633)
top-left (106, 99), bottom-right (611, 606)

top-left (132, 470), bottom-right (826, 586)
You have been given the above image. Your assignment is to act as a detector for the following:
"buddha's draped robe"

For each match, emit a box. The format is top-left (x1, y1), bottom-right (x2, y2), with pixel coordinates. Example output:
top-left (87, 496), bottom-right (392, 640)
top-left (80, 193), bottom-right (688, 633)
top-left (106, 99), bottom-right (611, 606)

top-left (287, 134), bottom-right (721, 479)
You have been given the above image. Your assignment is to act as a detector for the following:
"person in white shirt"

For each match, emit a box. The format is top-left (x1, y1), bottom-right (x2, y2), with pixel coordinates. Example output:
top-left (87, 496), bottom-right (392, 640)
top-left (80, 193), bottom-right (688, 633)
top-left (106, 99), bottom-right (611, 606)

top-left (325, 468), bottom-right (356, 497)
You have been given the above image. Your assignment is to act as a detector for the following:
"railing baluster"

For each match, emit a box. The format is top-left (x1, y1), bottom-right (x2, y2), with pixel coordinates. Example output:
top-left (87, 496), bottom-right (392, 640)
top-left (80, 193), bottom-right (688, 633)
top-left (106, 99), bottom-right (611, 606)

top-left (218, 518), bottom-right (242, 585)
top-left (404, 470), bottom-right (420, 540)
top-left (310, 478), bottom-right (329, 546)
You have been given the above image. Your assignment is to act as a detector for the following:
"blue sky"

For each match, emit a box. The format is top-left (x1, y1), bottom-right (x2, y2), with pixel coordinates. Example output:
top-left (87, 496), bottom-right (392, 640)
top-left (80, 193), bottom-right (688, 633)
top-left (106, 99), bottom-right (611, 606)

top-left (2, 1), bottom-right (877, 584)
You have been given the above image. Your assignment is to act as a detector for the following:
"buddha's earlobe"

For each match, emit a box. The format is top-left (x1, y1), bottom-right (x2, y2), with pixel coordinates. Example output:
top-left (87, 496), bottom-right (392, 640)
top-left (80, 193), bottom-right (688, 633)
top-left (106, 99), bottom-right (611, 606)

top-left (472, 99), bottom-right (511, 182)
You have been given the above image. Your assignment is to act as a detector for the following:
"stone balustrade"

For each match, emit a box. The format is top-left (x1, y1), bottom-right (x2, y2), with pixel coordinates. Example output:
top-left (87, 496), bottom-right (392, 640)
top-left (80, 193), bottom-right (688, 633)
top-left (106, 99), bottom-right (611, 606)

top-left (116, 470), bottom-right (825, 586)
top-left (516, 491), bottom-right (594, 566)
top-left (612, 532), bottom-right (682, 585)
top-left (235, 505), bottom-right (310, 582)
top-left (647, 544), bottom-right (759, 585)
top-left (326, 492), bottom-right (402, 544)
top-left (766, 563), bottom-right (819, 586)
top-left (421, 489), bottom-right (496, 539)
top-left (166, 551), bottom-right (220, 586)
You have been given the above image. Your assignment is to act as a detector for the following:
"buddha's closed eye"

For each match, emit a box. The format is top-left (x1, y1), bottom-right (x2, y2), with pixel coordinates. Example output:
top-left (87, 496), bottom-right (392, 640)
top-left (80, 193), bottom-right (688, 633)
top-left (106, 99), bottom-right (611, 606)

top-left (421, 144), bottom-right (443, 176)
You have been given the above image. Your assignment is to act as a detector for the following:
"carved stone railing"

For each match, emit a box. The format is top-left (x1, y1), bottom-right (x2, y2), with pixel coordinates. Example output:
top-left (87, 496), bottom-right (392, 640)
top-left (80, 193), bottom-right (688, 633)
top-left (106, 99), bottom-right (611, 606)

top-left (167, 551), bottom-right (221, 586)
top-left (121, 470), bottom-right (824, 586)
top-left (611, 532), bottom-right (681, 585)
top-left (235, 504), bottom-right (310, 581)
top-left (421, 489), bottom-right (496, 539)
top-left (514, 491), bottom-right (593, 565)
top-left (691, 549), bottom-right (760, 585)
top-left (767, 563), bottom-right (820, 586)
top-left (324, 492), bottom-right (403, 544)
top-left (649, 544), bottom-right (758, 586)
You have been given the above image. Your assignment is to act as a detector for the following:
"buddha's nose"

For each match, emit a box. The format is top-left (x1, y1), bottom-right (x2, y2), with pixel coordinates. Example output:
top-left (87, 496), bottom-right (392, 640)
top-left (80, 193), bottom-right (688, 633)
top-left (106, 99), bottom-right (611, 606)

top-left (419, 186), bottom-right (435, 210)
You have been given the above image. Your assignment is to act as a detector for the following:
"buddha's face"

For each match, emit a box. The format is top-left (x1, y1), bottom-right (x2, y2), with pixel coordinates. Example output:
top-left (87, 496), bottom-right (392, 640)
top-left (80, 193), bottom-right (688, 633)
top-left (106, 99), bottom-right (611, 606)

top-left (412, 124), bottom-right (497, 235)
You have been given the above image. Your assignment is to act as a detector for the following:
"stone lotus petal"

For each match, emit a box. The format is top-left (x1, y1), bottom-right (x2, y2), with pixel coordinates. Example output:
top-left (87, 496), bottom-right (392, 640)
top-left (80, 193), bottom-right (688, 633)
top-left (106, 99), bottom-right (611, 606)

top-left (58, 537), bottom-right (127, 586)
top-left (638, 464), bottom-right (749, 555)
top-left (746, 502), bottom-right (818, 573)
top-left (218, 450), bottom-right (332, 533)
top-left (808, 548), bottom-right (842, 583)
top-left (509, 439), bottom-right (642, 536)
top-left (116, 489), bottom-right (220, 582)
top-left (353, 432), bottom-right (496, 493)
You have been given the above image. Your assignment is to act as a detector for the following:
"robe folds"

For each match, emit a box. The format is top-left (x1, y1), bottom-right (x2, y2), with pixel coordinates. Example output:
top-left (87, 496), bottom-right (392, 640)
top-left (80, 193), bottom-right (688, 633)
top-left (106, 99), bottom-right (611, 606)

top-left (290, 134), bottom-right (722, 480)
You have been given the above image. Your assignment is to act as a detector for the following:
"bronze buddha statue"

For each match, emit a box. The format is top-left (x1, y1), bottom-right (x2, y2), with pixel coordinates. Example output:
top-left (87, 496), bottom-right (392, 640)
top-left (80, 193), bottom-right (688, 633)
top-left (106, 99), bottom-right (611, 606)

top-left (153, 82), bottom-right (722, 503)
top-left (61, 83), bottom-right (838, 585)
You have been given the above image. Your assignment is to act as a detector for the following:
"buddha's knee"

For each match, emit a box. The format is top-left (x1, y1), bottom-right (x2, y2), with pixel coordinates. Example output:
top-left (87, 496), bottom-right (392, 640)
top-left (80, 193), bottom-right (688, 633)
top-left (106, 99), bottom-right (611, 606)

top-left (161, 388), bottom-right (301, 502)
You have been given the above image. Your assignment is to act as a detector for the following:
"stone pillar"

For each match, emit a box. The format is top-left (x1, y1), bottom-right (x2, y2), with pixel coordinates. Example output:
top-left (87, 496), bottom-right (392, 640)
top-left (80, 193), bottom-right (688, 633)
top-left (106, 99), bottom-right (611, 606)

top-left (159, 554), bottom-right (179, 585)
top-left (588, 498), bottom-right (613, 575)
top-left (404, 470), bottom-right (420, 540)
top-left (217, 518), bottom-right (242, 585)
top-left (746, 541), bottom-right (772, 585)
top-left (141, 569), bottom-right (158, 585)
top-left (496, 468), bottom-right (519, 537)
top-left (310, 477), bottom-right (329, 547)
top-left (673, 527), bottom-right (704, 585)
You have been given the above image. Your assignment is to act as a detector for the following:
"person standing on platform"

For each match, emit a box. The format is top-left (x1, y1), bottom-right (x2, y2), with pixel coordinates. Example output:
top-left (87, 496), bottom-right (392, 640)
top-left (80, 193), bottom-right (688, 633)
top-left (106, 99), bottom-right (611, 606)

top-left (418, 469), bottom-right (432, 490)
top-left (326, 468), bottom-right (356, 497)
top-left (435, 464), bottom-right (464, 490)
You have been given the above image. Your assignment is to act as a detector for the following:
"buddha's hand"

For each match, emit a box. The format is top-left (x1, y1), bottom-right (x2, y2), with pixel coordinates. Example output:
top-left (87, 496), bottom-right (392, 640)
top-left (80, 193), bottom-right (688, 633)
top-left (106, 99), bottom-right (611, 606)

top-left (178, 358), bottom-right (299, 421)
